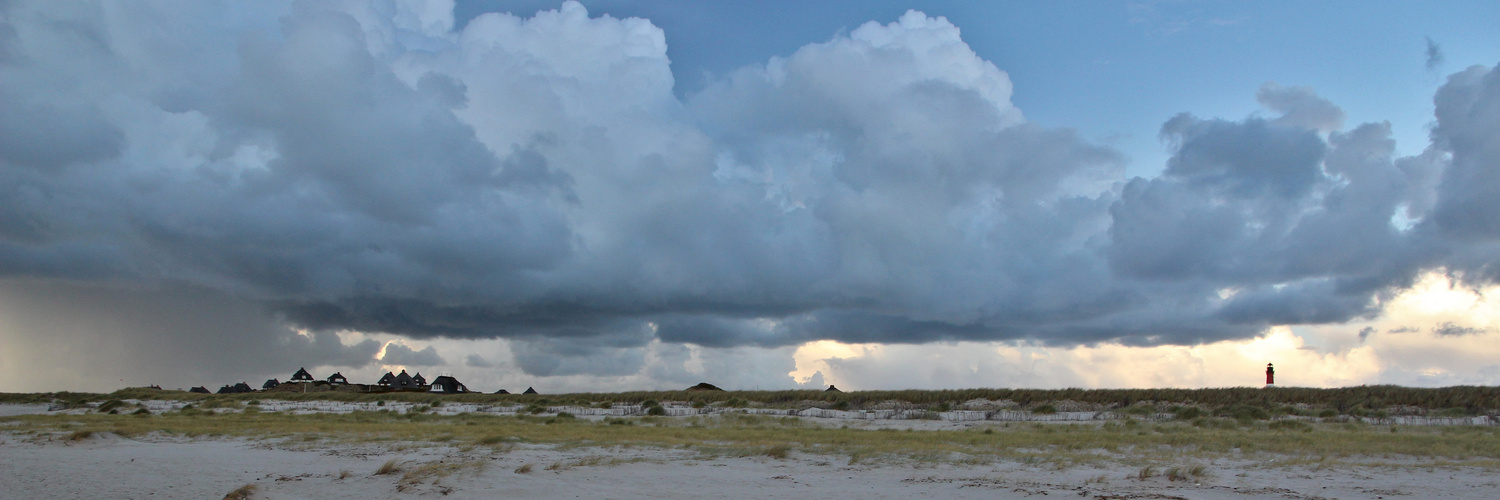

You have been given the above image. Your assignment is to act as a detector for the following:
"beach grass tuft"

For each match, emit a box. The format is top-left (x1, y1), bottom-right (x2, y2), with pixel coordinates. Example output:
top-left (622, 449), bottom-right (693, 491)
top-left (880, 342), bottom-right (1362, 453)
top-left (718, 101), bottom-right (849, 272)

top-left (222, 484), bottom-right (257, 500)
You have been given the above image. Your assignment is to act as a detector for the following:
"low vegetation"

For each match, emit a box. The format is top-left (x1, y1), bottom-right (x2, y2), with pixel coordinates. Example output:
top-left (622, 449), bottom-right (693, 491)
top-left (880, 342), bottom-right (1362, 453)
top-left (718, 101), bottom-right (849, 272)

top-left (4, 385), bottom-right (1497, 417)
top-left (3, 406), bottom-right (1497, 468)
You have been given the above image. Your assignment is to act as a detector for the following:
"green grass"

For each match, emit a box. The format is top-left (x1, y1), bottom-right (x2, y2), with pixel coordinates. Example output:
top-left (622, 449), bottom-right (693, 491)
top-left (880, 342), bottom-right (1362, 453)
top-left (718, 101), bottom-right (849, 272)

top-left (6, 385), bottom-right (1498, 416)
top-left (4, 409), bottom-right (1497, 468)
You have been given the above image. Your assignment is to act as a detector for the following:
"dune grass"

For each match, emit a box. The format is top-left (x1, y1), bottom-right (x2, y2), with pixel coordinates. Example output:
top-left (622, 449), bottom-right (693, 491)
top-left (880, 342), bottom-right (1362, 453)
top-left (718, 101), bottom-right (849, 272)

top-left (5, 385), bottom-right (1497, 417)
top-left (3, 408), bottom-right (1497, 468)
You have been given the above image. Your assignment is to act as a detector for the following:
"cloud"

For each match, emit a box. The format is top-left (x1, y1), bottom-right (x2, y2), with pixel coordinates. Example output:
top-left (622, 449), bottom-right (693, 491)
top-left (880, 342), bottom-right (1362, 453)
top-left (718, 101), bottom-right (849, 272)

top-left (1431, 322), bottom-right (1491, 337)
top-left (379, 342), bottom-right (446, 366)
top-left (0, 281), bottom-right (380, 392)
top-left (1, 1), bottom-right (1499, 384)
top-left (1256, 82), bottom-right (1346, 132)
top-left (464, 354), bottom-right (495, 368)
top-left (1425, 36), bottom-right (1445, 71)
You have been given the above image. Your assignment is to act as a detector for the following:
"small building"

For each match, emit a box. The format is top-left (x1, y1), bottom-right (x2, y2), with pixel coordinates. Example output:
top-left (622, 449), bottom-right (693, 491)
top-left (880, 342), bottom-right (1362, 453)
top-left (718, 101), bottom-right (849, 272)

top-left (377, 372), bottom-right (395, 386)
top-left (290, 367), bottom-right (315, 382)
top-left (429, 375), bottom-right (469, 394)
top-left (522, 387), bottom-right (538, 395)
top-left (328, 372), bottom-right (349, 385)
top-left (412, 373), bottom-right (427, 386)
top-left (494, 389), bottom-right (510, 394)
top-left (189, 386), bottom-right (210, 394)
top-left (391, 369), bottom-right (421, 390)
top-left (217, 382), bottom-right (253, 394)
top-left (263, 379), bottom-right (280, 390)
top-left (825, 385), bottom-right (842, 392)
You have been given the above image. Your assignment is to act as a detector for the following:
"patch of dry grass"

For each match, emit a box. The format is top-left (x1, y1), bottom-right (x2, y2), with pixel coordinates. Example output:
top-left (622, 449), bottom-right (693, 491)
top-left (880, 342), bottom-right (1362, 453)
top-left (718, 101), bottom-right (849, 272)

top-left (396, 459), bottom-right (484, 492)
top-left (373, 459), bottom-right (402, 476)
top-left (222, 483), bottom-right (257, 500)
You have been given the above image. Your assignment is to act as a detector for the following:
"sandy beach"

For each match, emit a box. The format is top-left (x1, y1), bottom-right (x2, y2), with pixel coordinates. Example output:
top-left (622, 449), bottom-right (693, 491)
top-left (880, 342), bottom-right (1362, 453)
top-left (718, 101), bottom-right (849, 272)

top-left (3, 401), bottom-right (1496, 499)
top-left (3, 430), bottom-right (1496, 499)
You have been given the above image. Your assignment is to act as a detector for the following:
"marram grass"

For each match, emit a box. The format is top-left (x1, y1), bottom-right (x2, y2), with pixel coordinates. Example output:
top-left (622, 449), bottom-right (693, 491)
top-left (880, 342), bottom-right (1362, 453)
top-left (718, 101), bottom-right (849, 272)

top-left (5, 384), bottom-right (1498, 415)
top-left (4, 409), bottom-right (1497, 467)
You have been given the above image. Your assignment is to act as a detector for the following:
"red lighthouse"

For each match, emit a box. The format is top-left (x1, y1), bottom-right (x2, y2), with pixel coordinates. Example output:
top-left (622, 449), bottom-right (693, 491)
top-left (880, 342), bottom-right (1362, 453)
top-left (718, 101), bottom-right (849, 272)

top-left (1265, 363), bottom-right (1275, 386)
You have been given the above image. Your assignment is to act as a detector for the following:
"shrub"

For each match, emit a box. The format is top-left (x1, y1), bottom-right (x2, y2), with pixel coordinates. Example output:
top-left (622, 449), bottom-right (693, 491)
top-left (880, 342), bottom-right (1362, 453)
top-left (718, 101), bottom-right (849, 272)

top-left (1221, 405), bottom-right (1270, 422)
top-left (1317, 409), bottom-right (1337, 418)
top-left (514, 464), bottom-right (533, 474)
top-left (1031, 404), bottom-right (1058, 414)
top-left (647, 405), bottom-right (667, 416)
top-left (641, 399), bottom-right (659, 408)
top-left (1171, 406), bottom-right (1203, 420)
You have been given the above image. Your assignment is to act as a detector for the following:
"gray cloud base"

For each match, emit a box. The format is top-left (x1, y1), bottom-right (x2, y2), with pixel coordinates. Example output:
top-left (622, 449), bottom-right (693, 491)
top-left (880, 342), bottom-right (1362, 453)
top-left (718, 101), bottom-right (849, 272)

top-left (1, 2), bottom-right (1498, 378)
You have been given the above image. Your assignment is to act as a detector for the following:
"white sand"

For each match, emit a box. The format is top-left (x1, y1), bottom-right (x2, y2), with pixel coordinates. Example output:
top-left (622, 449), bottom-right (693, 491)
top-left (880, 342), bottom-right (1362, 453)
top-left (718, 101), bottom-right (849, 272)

top-left (2, 430), bottom-right (1495, 499)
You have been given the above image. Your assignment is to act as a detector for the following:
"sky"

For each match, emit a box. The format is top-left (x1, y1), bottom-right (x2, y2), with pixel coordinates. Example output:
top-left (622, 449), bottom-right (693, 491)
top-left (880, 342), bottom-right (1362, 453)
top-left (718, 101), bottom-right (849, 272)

top-left (1, 0), bottom-right (1498, 393)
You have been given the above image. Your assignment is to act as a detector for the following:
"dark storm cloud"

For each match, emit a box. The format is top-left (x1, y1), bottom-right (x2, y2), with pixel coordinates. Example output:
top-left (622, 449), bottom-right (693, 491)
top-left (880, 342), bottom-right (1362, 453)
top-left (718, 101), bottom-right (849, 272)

top-left (2, 1), bottom-right (1499, 380)
top-left (379, 343), bottom-right (446, 366)
top-left (0, 281), bottom-right (380, 391)
top-left (464, 354), bottom-right (495, 368)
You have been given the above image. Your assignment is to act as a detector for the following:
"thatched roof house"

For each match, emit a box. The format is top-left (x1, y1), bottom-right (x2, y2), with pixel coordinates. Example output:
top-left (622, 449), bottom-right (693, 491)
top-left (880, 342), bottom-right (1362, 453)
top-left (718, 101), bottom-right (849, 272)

top-left (522, 386), bottom-right (538, 395)
top-left (391, 369), bottom-right (422, 390)
top-left (412, 373), bottom-right (427, 386)
top-left (189, 386), bottom-right (210, 394)
top-left (262, 379), bottom-right (280, 390)
top-left (686, 382), bottom-right (724, 391)
top-left (824, 385), bottom-right (841, 392)
top-left (377, 372), bottom-right (395, 386)
top-left (327, 372), bottom-right (349, 384)
top-left (429, 375), bottom-right (468, 394)
top-left (494, 389), bottom-right (510, 394)
top-left (217, 382), bottom-right (253, 394)
top-left (290, 367), bottom-right (314, 382)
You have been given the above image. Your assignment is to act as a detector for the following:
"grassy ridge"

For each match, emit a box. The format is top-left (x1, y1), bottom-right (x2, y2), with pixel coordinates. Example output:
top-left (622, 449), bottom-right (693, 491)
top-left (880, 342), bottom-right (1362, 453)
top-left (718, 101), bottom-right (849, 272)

top-left (4, 410), bottom-right (1498, 465)
top-left (4, 385), bottom-right (1497, 415)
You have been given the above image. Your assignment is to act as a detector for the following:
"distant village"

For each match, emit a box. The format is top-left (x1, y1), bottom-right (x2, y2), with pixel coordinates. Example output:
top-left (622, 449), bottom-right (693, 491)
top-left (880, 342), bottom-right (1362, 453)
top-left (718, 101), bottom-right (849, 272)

top-left (189, 368), bottom-right (537, 396)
